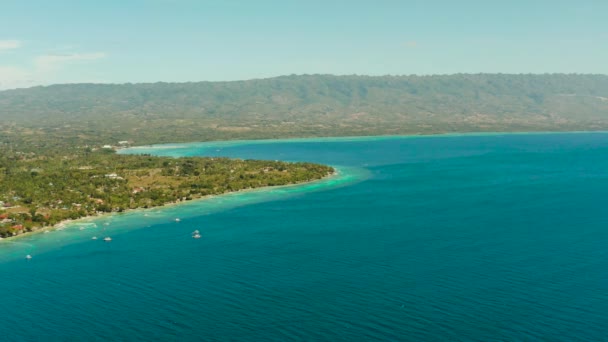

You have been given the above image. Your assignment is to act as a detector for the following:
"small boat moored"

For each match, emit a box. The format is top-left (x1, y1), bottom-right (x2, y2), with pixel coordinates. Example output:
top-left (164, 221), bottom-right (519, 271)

top-left (25, 255), bottom-right (32, 260)
top-left (192, 229), bottom-right (201, 239)
top-left (103, 237), bottom-right (112, 242)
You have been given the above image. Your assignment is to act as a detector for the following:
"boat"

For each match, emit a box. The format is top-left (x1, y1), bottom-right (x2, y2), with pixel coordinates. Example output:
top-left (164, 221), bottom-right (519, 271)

top-left (193, 230), bottom-right (200, 234)
top-left (193, 233), bottom-right (201, 239)
top-left (101, 224), bottom-right (111, 242)
top-left (175, 218), bottom-right (181, 222)
top-left (25, 255), bottom-right (32, 260)
top-left (91, 236), bottom-right (98, 240)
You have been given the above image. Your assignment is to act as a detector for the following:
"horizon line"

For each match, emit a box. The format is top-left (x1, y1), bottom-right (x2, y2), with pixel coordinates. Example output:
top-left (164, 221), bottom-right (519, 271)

top-left (2, 72), bottom-right (608, 92)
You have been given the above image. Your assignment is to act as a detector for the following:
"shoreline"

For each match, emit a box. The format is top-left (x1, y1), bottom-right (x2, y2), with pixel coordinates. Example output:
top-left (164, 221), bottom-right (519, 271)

top-left (119, 130), bottom-right (608, 153)
top-left (9, 129), bottom-right (604, 243)
top-left (0, 169), bottom-right (340, 243)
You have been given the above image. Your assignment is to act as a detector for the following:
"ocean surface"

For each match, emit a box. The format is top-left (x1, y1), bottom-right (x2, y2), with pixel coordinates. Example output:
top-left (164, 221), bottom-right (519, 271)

top-left (2, 133), bottom-right (608, 341)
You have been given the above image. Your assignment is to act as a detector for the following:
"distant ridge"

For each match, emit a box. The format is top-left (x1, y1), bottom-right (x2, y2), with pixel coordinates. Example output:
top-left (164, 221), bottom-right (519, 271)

top-left (2, 74), bottom-right (608, 145)
top-left (3, 73), bottom-right (608, 91)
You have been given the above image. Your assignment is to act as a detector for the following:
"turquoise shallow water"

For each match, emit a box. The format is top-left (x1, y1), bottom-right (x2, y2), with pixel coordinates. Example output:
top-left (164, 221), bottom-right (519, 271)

top-left (3, 133), bottom-right (608, 340)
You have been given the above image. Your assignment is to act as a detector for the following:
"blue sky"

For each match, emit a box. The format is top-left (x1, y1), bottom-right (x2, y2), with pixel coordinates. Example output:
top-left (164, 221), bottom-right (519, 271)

top-left (0, 0), bottom-right (607, 89)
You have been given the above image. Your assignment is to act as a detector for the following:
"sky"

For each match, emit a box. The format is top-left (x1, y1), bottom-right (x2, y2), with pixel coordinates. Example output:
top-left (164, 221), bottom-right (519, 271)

top-left (1, 0), bottom-right (607, 89)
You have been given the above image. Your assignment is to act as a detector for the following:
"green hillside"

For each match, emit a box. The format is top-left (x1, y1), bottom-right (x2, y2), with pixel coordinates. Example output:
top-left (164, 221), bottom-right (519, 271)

top-left (2, 74), bottom-right (608, 150)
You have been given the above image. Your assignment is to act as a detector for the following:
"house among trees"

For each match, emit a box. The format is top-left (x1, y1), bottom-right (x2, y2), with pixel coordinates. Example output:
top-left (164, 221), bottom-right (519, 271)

top-left (105, 173), bottom-right (124, 180)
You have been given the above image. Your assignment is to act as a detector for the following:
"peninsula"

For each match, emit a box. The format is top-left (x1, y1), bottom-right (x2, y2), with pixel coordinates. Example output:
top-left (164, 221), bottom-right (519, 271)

top-left (0, 146), bottom-right (333, 238)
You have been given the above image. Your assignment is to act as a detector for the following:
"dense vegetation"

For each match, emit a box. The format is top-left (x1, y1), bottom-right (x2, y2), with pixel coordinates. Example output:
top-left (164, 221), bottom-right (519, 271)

top-left (2, 74), bottom-right (608, 150)
top-left (0, 148), bottom-right (333, 238)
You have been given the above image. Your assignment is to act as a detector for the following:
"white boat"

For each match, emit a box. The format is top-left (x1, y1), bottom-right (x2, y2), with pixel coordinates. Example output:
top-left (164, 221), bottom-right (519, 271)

top-left (193, 230), bottom-right (200, 234)
top-left (175, 218), bottom-right (181, 222)
top-left (92, 236), bottom-right (98, 240)
top-left (25, 255), bottom-right (32, 260)
top-left (101, 224), bottom-right (111, 242)
top-left (193, 233), bottom-right (201, 239)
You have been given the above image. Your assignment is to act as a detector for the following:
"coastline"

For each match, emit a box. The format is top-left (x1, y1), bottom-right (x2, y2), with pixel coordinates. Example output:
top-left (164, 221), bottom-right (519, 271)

top-left (9, 129), bottom-right (605, 244)
top-left (119, 130), bottom-right (608, 154)
top-left (0, 169), bottom-right (341, 244)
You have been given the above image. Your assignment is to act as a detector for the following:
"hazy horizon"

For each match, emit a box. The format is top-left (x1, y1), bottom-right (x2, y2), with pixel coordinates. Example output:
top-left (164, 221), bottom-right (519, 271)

top-left (2, 72), bottom-right (608, 92)
top-left (2, 0), bottom-right (607, 90)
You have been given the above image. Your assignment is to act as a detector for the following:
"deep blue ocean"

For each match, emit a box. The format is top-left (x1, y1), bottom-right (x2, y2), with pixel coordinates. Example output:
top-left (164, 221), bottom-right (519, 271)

top-left (2, 133), bottom-right (608, 341)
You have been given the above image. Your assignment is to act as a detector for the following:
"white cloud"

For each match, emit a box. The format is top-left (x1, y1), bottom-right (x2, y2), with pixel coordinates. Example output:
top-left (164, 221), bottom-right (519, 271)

top-left (0, 40), bottom-right (21, 51)
top-left (0, 66), bottom-right (33, 90)
top-left (35, 52), bottom-right (107, 71)
top-left (0, 66), bottom-right (27, 78)
top-left (0, 51), bottom-right (107, 90)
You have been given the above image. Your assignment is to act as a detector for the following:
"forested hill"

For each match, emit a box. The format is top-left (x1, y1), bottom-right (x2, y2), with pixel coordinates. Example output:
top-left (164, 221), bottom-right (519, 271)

top-left (2, 74), bottom-right (608, 145)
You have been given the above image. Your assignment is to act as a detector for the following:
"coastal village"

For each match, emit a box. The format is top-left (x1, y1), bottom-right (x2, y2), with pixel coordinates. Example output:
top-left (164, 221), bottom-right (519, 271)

top-left (0, 141), bottom-right (127, 238)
